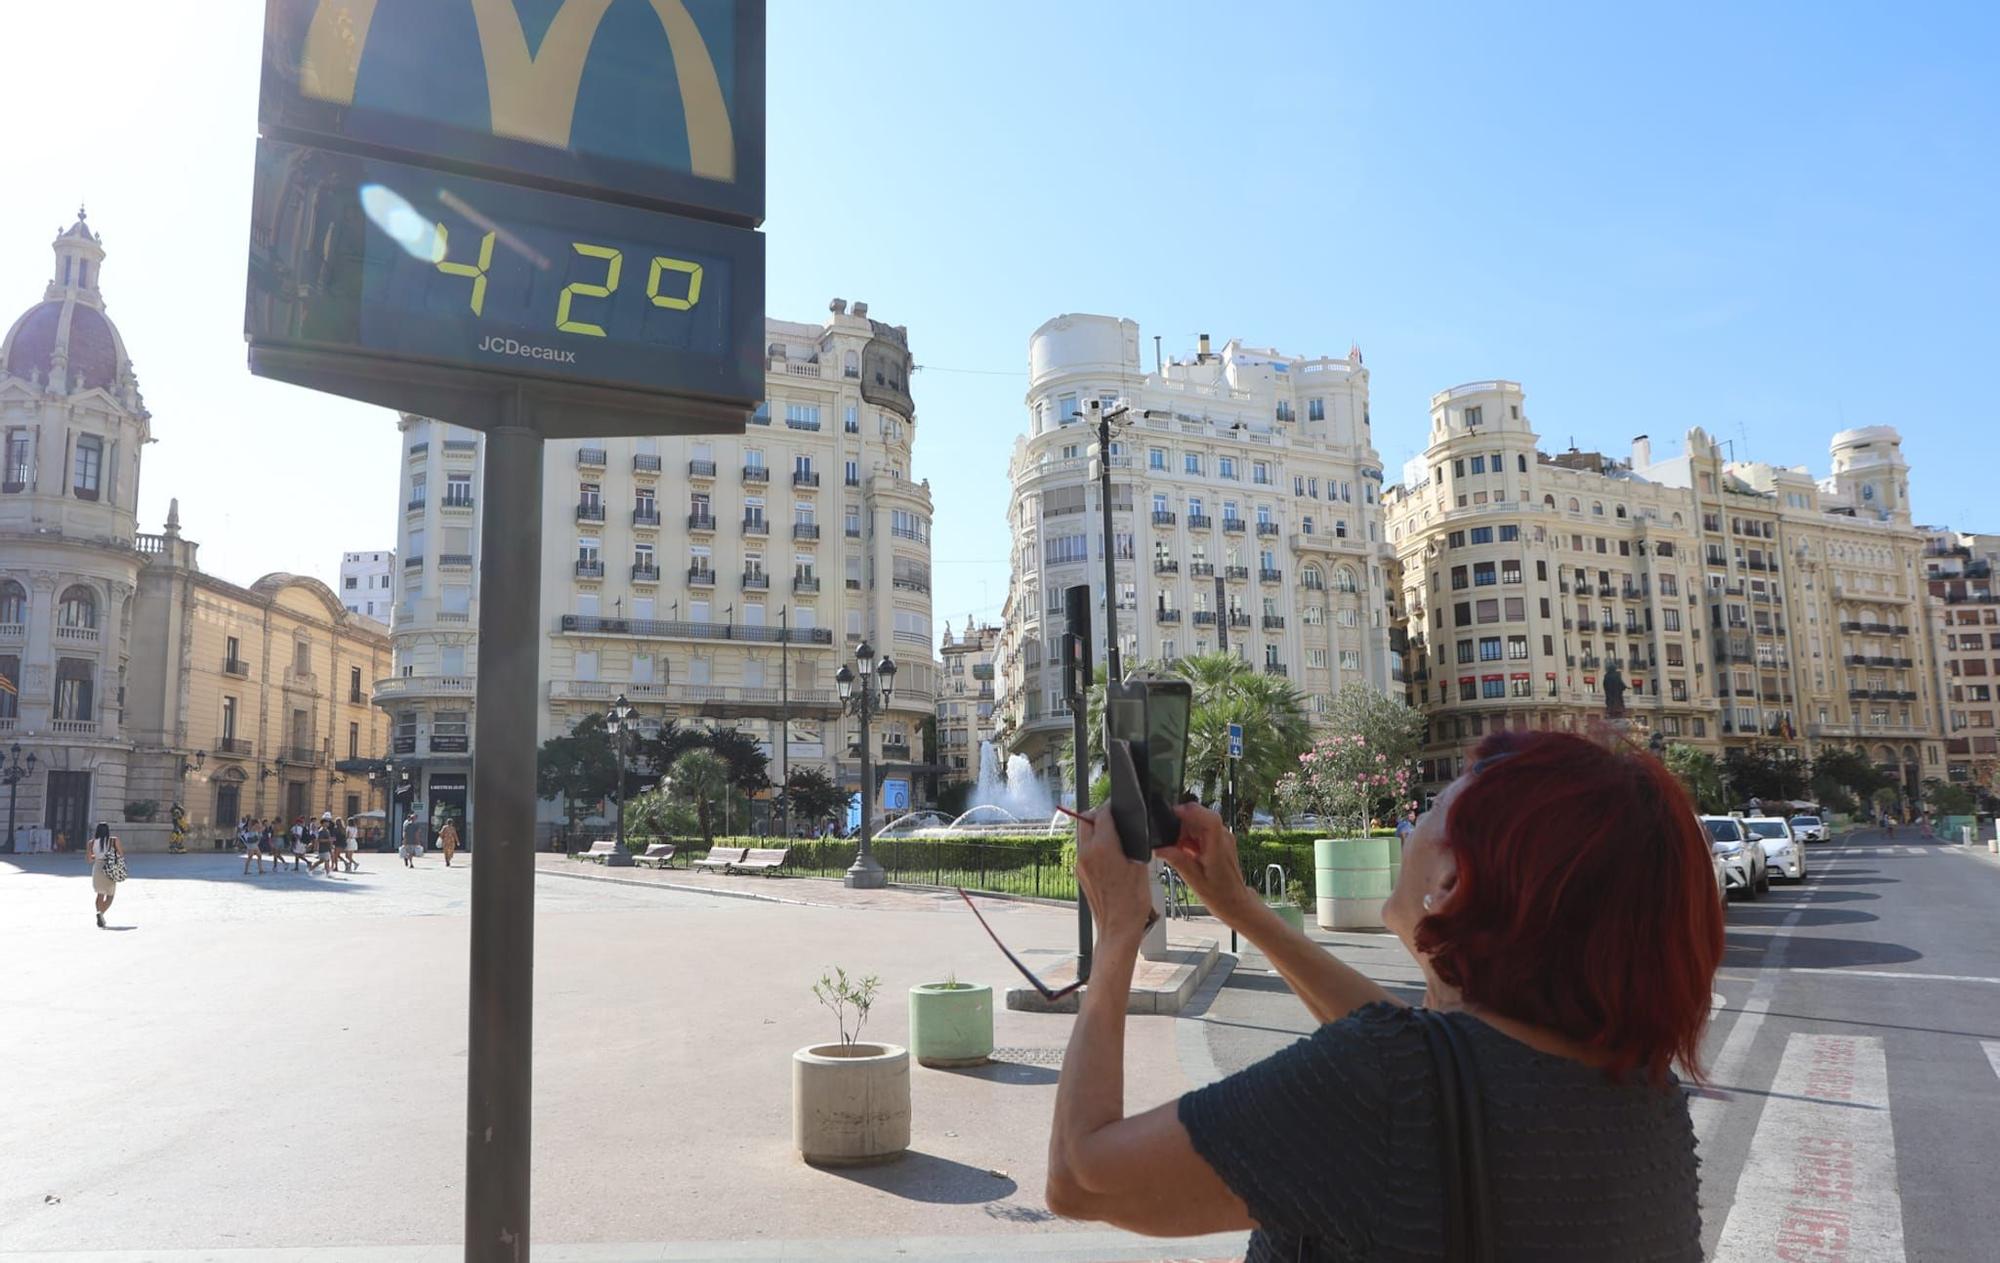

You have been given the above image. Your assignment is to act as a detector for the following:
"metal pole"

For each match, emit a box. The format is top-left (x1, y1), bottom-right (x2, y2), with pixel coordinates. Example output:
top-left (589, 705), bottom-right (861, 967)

top-left (1099, 412), bottom-right (1121, 682)
top-left (1071, 688), bottom-right (1092, 981)
top-left (465, 417), bottom-right (542, 1261)
top-left (858, 694), bottom-right (876, 875)
top-left (613, 723), bottom-right (627, 853)
top-left (779, 606), bottom-right (790, 840)
top-left (1215, 575), bottom-right (1228, 654)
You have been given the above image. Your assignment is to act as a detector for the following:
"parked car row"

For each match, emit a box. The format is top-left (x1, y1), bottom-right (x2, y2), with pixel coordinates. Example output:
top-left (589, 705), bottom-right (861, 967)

top-left (1701, 813), bottom-right (1824, 903)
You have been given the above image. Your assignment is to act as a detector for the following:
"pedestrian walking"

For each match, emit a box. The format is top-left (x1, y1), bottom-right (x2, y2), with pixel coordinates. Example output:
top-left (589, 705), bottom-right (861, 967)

top-left (400, 811), bottom-right (422, 867)
top-left (88, 823), bottom-right (126, 929)
top-left (241, 818), bottom-right (263, 875)
top-left (1049, 730), bottom-right (1722, 1260)
top-left (439, 818), bottom-right (459, 867)
top-left (1395, 808), bottom-right (1417, 850)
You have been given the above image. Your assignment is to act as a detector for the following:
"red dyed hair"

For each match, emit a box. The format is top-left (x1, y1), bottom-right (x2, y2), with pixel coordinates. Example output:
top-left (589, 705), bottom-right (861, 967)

top-left (1415, 730), bottom-right (1724, 1084)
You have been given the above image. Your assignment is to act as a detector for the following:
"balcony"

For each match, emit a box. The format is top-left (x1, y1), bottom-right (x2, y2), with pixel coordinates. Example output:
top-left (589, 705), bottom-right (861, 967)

top-left (1259, 568), bottom-right (1283, 583)
top-left (574, 560), bottom-right (604, 579)
top-left (443, 438), bottom-right (477, 455)
top-left (577, 448), bottom-right (607, 468)
top-left (406, 498), bottom-right (427, 512)
top-left (633, 508), bottom-right (661, 528)
top-left (1154, 560), bottom-right (1179, 575)
top-left (1600, 620), bottom-right (1618, 633)
top-left (786, 417), bottom-right (822, 432)
top-left (688, 459), bottom-right (716, 478)
top-left (634, 453), bottom-right (662, 473)
top-left (1225, 565), bottom-right (1250, 581)
top-left (631, 564), bottom-right (660, 583)
top-left (792, 471), bottom-right (821, 488)
top-left (881, 740), bottom-right (912, 761)
top-left (575, 502), bottom-right (606, 523)
top-left (1152, 510), bottom-right (1177, 526)
top-left (1187, 514), bottom-right (1212, 529)
top-left (1262, 615), bottom-right (1287, 630)
top-left (1229, 611), bottom-right (1252, 628)
top-left (741, 570), bottom-right (769, 590)
top-left (741, 464), bottom-right (771, 485)
top-left (1190, 562), bottom-right (1215, 578)
top-left (742, 516), bottom-right (768, 537)
top-left (214, 736), bottom-right (252, 757)
top-left (1222, 517), bottom-right (1247, 533)
top-left (687, 566), bottom-right (716, 586)
top-left (1155, 608), bottom-right (1182, 624)
top-left (285, 746), bottom-right (323, 767)
top-left (1597, 584), bottom-right (1615, 597)
top-left (405, 555), bottom-right (424, 569)
top-left (1192, 610), bottom-right (1218, 626)
top-left (793, 523), bottom-right (821, 541)
top-left (793, 576), bottom-right (821, 594)
top-left (686, 512), bottom-right (716, 532)
top-left (441, 495), bottom-right (474, 512)
top-left (1263, 663), bottom-right (1289, 677)
top-left (844, 524), bottom-right (862, 539)
top-left (222, 657), bottom-right (249, 679)
top-left (1256, 522), bottom-right (1281, 537)
top-left (50, 719), bottom-right (97, 736)
top-left (560, 614), bottom-right (833, 646)
top-left (438, 553), bottom-right (473, 570)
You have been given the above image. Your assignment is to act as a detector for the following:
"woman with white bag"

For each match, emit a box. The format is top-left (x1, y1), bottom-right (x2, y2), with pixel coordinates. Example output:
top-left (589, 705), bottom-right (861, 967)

top-left (89, 823), bottom-right (126, 928)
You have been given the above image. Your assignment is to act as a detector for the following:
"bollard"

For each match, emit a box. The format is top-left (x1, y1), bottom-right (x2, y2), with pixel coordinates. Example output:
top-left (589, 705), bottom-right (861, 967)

top-left (1965, 826), bottom-right (1974, 848)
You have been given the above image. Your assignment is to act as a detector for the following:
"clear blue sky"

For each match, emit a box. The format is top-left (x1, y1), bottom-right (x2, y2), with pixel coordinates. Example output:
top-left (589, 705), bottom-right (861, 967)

top-left (0, 1), bottom-right (1991, 654)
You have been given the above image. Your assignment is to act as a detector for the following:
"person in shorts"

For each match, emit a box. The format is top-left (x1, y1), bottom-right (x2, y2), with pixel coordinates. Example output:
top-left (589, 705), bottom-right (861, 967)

top-left (242, 818), bottom-right (264, 875)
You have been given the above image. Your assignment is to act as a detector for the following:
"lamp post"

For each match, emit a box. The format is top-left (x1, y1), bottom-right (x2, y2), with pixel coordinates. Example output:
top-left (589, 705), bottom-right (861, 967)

top-left (836, 641), bottom-right (897, 889)
top-left (603, 693), bottom-right (636, 866)
top-left (1083, 398), bottom-right (1169, 684)
top-left (4, 744), bottom-right (36, 854)
top-left (177, 749), bottom-right (207, 780)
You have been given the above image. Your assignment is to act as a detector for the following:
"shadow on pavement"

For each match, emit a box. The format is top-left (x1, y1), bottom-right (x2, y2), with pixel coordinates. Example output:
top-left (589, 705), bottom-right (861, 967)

top-left (1722, 932), bottom-right (1922, 969)
top-left (1784, 888), bottom-right (1881, 903)
top-left (1809, 874), bottom-right (1896, 886)
top-left (942, 1060), bottom-right (1059, 1086)
top-left (819, 1149), bottom-right (1019, 1204)
top-left (1724, 905), bottom-right (1879, 929)
top-left (2, 856), bottom-right (381, 893)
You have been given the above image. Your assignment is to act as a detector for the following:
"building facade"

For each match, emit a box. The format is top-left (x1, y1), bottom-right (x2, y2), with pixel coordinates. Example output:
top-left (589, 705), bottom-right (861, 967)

top-left (937, 621), bottom-right (1000, 783)
top-left (377, 301), bottom-right (942, 842)
top-left (998, 316), bottom-right (1396, 777)
top-left (1388, 381), bottom-right (1944, 798)
top-left (1922, 529), bottom-right (1999, 791)
top-left (339, 550), bottom-right (395, 626)
top-left (1, 211), bottom-right (388, 850)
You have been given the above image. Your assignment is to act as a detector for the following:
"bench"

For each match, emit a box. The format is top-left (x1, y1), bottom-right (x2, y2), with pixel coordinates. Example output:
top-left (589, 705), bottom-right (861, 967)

top-left (634, 842), bottom-right (676, 869)
top-left (691, 846), bottom-right (749, 873)
top-left (732, 846), bottom-right (790, 875)
top-left (583, 839), bottom-right (621, 863)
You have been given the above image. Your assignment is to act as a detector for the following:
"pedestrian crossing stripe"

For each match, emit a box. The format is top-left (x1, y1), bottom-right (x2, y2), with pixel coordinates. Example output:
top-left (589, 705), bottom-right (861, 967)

top-left (1710, 1034), bottom-right (1904, 1262)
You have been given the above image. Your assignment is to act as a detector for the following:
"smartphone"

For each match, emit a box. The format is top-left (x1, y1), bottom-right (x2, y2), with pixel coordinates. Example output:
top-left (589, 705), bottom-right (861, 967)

top-left (1103, 676), bottom-right (1190, 860)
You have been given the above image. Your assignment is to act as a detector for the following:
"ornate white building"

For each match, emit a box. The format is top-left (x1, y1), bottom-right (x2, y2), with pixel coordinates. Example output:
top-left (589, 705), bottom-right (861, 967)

top-left (377, 301), bottom-right (943, 842)
top-left (997, 316), bottom-right (1396, 776)
top-left (1, 212), bottom-right (388, 849)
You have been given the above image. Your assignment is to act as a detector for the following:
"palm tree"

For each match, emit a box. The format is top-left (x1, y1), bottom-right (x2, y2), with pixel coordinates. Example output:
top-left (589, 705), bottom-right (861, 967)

top-left (669, 748), bottom-right (731, 846)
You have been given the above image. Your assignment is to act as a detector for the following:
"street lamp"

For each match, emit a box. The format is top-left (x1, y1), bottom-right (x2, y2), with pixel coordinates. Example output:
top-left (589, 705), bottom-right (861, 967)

top-left (1083, 398), bottom-right (1169, 683)
top-left (836, 640), bottom-right (897, 889)
top-left (4, 744), bottom-right (37, 854)
top-left (177, 749), bottom-right (207, 779)
top-left (603, 693), bottom-right (636, 867)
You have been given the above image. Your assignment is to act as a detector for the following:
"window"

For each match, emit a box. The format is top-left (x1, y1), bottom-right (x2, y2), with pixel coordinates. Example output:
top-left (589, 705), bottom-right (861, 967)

top-left (1663, 609), bottom-right (1681, 632)
top-left (1503, 597), bottom-right (1525, 620)
top-left (1334, 566), bottom-right (1358, 594)
top-left (57, 585), bottom-right (96, 629)
top-left (1476, 599), bottom-right (1500, 624)
top-left (1057, 394), bottom-right (1079, 424)
top-left (1470, 526), bottom-right (1493, 544)
top-left (446, 472), bottom-right (472, 505)
top-left (1184, 452), bottom-right (1203, 476)
top-left (3, 428), bottom-right (28, 490)
top-left (1499, 524), bottom-right (1519, 543)
top-left (1448, 531), bottom-right (1466, 549)
top-left (1219, 456), bottom-right (1237, 480)
top-left (1473, 562), bottom-right (1496, 586)
top-left (1339, 650), bottom-right (1360, 672)
top-left (1454, 602), bottom-right (1473, 627)
top-left (1470, 455), bottom-right (1486, 475)
top-left (54, 658), bottom-right (93, 721)
top-left (1149, 447), bottom-right (1166, 471)
top-left (1507, 635), bottom-right (1528, 660)
top-left (1479, 637), bottom-right (1503, 661)
top-left (1308, 398), bottom-right (1325, 422)
top-left (220, 696), bottom-right (237, 740)
top-left (348, 722), bottom-right (360, 760)
top-left (1253, 461), bottom-right (1270, 485)
top-left (72, 434), bottom-right (102, 499)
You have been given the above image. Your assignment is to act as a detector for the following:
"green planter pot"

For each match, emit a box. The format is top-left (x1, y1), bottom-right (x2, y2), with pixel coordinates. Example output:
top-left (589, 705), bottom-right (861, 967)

top-left (908, 982), bottom-right (994, 1068)
top-left (1315, 836), bottom-right (1396, 931)
top-left (1269, 900), bottom-right (1307, 933)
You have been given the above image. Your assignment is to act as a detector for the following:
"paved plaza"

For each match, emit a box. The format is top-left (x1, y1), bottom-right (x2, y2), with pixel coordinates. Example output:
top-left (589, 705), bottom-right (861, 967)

top-left (6, 829), bottom-right (2000, 1261)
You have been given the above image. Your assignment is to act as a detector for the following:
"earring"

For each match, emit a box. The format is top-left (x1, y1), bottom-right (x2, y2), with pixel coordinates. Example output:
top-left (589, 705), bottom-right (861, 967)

top-left (1422, 893), bottom-right (1440, 912)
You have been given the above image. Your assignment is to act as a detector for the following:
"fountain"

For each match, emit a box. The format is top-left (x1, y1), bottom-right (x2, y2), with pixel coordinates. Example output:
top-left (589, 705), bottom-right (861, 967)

top-left (971, 741), bottom-right (1056, 823)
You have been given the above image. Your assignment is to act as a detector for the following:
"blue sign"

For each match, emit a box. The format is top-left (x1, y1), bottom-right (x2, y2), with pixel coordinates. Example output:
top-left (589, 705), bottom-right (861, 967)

top-left (845, 792), bottom-right (862, 833)
top-left (1227, 723), bottom-right (1244, 760)
top-left (883, 779), bottom-right (910, 811)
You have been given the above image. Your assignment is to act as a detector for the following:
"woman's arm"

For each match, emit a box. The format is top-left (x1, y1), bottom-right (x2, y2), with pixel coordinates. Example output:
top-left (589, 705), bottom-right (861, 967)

top-left (1162, 805), bottom-right (1400, 1025)
top-left (1046, 810), bottom-right (1254, 1237)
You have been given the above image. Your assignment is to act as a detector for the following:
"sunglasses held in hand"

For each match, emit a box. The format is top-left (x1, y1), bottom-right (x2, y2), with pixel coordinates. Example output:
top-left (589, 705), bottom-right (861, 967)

top-left (957, 889), bottom-right (1086, 1002)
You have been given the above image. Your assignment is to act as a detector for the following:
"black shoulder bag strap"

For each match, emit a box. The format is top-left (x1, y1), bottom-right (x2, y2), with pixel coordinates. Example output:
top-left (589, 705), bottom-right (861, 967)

top-left (1416, 1008), bottom-right (1497, 1263)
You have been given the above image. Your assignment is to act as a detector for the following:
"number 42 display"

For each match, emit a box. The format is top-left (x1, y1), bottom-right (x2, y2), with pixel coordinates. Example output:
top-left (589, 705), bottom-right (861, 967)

top-left (431, 224), bottom-right (704, 336)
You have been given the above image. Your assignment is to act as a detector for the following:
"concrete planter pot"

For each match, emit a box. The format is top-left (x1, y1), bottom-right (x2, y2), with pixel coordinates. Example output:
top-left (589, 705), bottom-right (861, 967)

top-left (792, 1041), bottom-right (910, 1165)
top-left (1314, 836), bottom-right (1395, 931)
top-left (908, 983), bottom-right (994, 1067)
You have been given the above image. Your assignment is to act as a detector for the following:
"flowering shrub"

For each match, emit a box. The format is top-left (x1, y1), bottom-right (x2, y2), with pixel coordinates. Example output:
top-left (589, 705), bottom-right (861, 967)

top-left (1276, 733), bottom-right (1416, 837)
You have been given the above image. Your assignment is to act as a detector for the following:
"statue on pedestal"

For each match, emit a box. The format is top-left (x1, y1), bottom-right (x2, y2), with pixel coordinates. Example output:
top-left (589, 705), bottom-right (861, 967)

top-left (1603, 659), bottom-right (1628, 719)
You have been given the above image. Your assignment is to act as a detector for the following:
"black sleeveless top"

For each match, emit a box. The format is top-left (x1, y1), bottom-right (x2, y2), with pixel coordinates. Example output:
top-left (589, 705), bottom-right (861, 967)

top-left (1178, 1002), bottom-right (1702, 1261)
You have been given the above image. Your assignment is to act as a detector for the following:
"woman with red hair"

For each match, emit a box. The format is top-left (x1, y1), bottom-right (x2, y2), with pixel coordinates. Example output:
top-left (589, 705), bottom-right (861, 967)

top-left (1046, 730), bottom-right (1723, 1260)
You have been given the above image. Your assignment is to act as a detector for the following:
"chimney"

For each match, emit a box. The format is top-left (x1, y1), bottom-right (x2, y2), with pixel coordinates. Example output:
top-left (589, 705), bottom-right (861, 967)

top-left (852, 301), bottom-right (868, 317)
top-left (1631, 434), bottom-right (1653, 469)
top-left (1198, 333), bottom-right (1211, 362)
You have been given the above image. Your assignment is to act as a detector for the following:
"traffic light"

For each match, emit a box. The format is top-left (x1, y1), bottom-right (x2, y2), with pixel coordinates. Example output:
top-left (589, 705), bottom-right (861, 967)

top-left (1063, 583), bottom-right (1092, 703)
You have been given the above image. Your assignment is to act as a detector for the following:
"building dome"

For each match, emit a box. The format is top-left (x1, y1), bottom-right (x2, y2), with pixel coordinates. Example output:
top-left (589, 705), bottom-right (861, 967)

top-left (0, 208), bottom-right (139, 402)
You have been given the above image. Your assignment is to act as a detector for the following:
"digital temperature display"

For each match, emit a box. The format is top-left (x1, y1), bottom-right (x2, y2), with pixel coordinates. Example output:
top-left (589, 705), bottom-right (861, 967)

top-left (246, 138), bottom-right (763, 409)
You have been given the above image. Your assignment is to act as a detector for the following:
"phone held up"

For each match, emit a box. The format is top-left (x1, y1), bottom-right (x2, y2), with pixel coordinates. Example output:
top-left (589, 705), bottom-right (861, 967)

top-left (1102, 674), bottom-right (1192, 863)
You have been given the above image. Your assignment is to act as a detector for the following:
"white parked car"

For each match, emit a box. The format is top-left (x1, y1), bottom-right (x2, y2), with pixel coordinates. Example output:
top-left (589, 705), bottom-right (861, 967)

top-left (1701, 815), bottom-right (1770, 898)
top-left (1745, 817), bottom-right (1806, 882)
top-left (1789, 814), bottom-right (1828, 843)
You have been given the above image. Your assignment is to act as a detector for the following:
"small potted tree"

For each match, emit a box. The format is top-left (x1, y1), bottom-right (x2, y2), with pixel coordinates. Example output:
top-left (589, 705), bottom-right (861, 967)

top-left (908, 969), bottom-right (993, 1068)
top-left (792, 967), bottom-right (909, 1165)
top-left (1278, 733), bottom-right (1414, 931)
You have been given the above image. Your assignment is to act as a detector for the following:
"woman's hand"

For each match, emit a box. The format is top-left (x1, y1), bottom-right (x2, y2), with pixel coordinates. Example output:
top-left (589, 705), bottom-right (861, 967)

top-left (1074, 806), bottom-right (1153, 947)
top-left (1160, 804), bottom-right (1256, 923)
